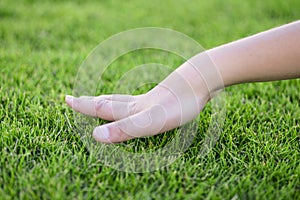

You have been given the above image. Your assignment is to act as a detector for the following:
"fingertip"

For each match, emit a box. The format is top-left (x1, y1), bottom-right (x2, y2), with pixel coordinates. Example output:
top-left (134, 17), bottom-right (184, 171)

top-left (65, 95), bottom-right (74, 106)
top-left (93, 126), bottom-right (111, 143)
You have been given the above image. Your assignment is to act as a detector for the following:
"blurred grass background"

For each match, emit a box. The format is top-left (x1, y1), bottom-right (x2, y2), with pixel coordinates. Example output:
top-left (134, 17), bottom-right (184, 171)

top-left (0, 0), bottom-right (299, 199)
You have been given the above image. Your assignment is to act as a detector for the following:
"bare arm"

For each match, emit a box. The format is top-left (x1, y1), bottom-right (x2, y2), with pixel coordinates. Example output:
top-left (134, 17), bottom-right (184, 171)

top-left (208, 20), bottom-right (300, 86)
top-left (66, 21), bottom-right (300, 143)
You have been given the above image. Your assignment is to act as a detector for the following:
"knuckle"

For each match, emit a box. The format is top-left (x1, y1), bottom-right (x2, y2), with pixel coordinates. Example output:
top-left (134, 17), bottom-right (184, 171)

top-left (95, 99), bottom-right (106, 111)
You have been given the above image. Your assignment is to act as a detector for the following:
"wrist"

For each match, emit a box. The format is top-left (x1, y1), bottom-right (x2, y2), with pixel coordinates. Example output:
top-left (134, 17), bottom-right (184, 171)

top-left (184, 52), bottom-right (226, 96)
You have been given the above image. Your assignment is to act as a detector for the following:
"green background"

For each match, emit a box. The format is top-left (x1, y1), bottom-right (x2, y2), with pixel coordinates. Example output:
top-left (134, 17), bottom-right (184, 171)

top-left (1, 0), bottom-right (299, 199)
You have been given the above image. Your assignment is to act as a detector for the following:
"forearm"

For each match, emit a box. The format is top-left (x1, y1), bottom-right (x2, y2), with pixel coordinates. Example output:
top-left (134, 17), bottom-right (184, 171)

top-left (148, 21), bottom-right (300, 109)
top-left (207, 20), bottom-right (300, 87)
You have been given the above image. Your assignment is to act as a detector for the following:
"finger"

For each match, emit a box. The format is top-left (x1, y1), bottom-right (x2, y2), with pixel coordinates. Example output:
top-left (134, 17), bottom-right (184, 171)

top-left (65, 95), bottom-right (97, 116)
top-left (96, 99), bottom-right (138, 121)
top-left (65, 95), bottom-right (138, 121)
top-left (101, 94), bottom-right (137, 102)
top-left (92, 104), bottom-right (169, 143)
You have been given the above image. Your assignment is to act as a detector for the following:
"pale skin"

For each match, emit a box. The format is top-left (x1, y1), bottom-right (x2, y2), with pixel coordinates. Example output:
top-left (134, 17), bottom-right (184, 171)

top-left (66, 20), bottom-right (300, 143)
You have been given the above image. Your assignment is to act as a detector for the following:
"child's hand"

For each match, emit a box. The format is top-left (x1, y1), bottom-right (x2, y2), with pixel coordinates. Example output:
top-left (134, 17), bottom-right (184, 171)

top-left (66, 60), bottom-right (212, 143)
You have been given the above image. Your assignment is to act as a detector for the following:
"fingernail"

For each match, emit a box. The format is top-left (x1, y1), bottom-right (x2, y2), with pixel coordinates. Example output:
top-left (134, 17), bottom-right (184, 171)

top-left (65, 95), bottom-right (73, 105)
top-left (93, 126), bottom-right (110, 141)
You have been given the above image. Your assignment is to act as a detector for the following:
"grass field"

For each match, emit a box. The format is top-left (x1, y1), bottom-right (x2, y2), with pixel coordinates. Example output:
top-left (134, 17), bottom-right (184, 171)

top-left (1, 0), bottom-right (300, 199)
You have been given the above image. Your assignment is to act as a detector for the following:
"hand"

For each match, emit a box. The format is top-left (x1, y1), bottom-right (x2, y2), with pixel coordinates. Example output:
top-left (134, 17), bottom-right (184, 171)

top-left (66, 59), bottom-right (214, 143)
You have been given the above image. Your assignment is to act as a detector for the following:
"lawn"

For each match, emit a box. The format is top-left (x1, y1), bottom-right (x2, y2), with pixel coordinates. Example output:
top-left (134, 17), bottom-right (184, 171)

top-left (0, 0), bottom-right (299, 199)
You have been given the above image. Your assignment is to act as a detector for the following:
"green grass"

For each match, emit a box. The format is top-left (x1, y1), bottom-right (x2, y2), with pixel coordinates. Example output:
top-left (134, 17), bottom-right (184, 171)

top-left (1, 0), bottom-right (300, 199)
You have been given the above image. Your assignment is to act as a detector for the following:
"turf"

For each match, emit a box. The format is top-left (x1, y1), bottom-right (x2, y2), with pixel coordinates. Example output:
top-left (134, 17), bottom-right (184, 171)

top-left (0, 0), bottom-right (299, 199)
